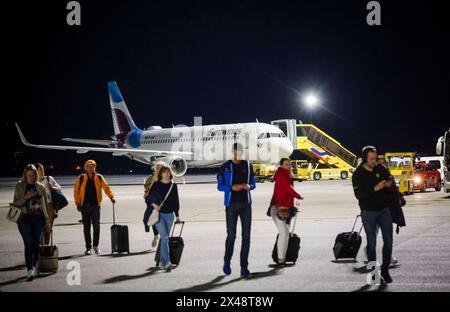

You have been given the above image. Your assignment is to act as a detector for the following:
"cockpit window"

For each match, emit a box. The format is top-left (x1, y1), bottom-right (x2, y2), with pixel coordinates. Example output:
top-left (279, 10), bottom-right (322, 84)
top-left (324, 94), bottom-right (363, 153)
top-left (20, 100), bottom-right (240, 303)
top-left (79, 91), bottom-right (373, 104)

top-left (258, 133), bottom-right (269, 139)
top-left (258, 132), bottom-right (285, 139)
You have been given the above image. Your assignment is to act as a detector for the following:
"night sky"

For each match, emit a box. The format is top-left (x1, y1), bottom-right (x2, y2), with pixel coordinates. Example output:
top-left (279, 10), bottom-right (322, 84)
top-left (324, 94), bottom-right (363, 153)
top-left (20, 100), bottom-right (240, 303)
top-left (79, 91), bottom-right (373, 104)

top-left (3, 0), bottom-right (449, 176)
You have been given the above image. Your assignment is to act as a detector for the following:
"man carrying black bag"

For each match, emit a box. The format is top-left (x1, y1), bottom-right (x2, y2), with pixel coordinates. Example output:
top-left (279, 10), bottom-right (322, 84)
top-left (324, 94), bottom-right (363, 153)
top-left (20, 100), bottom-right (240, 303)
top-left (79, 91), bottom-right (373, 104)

top-left (352, 146), bottom-right (394, 284)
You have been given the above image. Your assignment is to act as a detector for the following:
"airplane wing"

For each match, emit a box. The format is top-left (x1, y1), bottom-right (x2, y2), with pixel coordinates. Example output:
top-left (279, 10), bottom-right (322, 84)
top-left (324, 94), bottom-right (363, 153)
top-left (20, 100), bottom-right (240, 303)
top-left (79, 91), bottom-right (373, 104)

top-left (62, 138), bottom-right (116, 146)
top-left (15, 123), bottom-right (192, 156)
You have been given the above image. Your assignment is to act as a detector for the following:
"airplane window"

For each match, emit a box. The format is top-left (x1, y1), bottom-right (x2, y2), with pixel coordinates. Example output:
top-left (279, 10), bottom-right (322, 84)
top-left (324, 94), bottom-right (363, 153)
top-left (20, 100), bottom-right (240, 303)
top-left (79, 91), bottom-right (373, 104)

top-left (258, 133), bottom-right (268, 139)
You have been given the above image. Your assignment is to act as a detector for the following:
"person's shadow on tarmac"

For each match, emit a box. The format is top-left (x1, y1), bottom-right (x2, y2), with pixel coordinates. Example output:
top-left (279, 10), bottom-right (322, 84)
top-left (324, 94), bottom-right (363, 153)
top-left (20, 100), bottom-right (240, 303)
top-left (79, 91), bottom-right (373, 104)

top-left (101, 266), bottom-right (160, 284)
top-left (173, 268), bottom-right (280, 292)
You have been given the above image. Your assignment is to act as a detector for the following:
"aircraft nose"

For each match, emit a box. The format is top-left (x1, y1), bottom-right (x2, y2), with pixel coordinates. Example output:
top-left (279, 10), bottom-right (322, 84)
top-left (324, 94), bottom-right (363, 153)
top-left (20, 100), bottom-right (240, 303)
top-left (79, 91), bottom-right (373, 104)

top-left (281, 140), bottom-right (294, 158)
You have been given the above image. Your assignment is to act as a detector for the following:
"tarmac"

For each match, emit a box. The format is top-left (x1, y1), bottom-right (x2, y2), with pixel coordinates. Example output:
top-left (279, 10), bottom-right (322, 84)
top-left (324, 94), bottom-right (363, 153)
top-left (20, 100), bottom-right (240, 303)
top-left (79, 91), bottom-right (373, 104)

top-left (0, 175), bottom-right (449, 292)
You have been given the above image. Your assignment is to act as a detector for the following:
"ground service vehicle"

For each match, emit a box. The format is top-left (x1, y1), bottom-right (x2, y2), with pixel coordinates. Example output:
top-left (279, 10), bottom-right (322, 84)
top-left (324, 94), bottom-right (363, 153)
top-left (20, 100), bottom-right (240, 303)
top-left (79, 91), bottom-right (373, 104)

top-left (253, 163), bottom-right (276, 182)
top-left (385, 152), bottom-right (415, 195)
top-left (415, 156), bottom-right (444, 184)
top-left (413, 162), bottom-right (442, 192)
top-left (291, 160), bottom-right (350, 181)
top-left (436, 128), bottom-right (450, 193)
top-left (291, 160), bottom-right (311, 181)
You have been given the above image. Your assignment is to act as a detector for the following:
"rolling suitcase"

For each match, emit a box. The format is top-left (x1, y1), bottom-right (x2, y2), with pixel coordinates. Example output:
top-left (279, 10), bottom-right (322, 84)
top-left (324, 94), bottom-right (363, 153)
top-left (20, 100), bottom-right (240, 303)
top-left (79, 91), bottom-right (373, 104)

top-left (333, 214), bottom-right (363, 260)
top-left (155, 221), bottom-right (185, 266)
top-left (37, 231), bottom-right (58, 274)
top-left (110, 203), bottom-right (130, 254)
top-left (272, 212), bottom-right (300, 264)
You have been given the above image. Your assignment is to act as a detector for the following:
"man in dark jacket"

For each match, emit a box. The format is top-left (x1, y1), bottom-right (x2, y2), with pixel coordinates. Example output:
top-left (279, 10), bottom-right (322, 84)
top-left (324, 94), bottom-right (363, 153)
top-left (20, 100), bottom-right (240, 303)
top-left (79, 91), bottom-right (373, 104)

top-left (352, 146), bottom-right (394, 283)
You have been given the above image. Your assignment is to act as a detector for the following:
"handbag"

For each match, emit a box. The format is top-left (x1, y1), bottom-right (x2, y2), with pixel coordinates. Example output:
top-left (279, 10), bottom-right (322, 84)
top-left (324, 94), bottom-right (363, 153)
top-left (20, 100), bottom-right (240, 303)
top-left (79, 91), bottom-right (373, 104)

top-left (51, 188), bottom-right (68, 211)
top-left (6, 204), bottom-right (25, 224)
top-left (148, 182), bottom-right (174, 226)
top-left (47, 177), bottom-right (68, 211)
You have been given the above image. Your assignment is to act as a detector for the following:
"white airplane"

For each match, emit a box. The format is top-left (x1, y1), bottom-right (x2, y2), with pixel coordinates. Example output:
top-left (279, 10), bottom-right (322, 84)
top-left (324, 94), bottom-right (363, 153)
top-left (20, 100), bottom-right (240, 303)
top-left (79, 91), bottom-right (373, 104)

top-left (15, 81), bottom-right (293, 177)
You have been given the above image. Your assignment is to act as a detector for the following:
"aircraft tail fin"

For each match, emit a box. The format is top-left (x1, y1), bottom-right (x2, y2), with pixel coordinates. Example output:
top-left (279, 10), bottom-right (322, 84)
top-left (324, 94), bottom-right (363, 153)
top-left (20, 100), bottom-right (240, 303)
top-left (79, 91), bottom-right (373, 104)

top-left (108, 81), bottom-right (138, 136)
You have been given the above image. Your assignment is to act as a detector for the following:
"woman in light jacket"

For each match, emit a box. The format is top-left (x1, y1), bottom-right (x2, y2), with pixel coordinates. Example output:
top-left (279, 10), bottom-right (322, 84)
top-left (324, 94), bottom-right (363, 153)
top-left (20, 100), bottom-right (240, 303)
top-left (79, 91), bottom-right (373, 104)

top-left (35, 163), bottom-right (61, 244)
top-left (13, 164), bottom-right (50, 281)
top-left (270, 158), bottom-right (303, 267)
top-left (143, 161), bottom-right (166, 247)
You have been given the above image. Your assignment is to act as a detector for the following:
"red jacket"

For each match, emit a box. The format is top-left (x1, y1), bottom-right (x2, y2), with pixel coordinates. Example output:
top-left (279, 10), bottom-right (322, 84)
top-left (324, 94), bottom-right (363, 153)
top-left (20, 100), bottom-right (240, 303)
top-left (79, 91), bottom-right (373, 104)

top-left (272, 167), bottom-right (302, 208)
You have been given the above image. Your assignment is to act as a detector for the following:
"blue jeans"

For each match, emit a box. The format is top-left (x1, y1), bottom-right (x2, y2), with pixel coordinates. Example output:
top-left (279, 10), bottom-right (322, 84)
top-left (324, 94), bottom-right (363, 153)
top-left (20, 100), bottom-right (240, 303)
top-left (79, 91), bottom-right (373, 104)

top-left (225, 202), bottom-right (252, 269)
top-left (361, 208), bottom-right (393, 269)
top-left (18, 215), bottom-right (45, 270)
top-left (155, 212), bottom-right (175, 266)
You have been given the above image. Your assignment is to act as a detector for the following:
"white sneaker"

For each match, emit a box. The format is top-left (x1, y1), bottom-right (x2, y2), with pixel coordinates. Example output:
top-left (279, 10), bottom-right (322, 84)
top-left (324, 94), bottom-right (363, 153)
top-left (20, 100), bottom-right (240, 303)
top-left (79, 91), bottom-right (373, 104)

top-left (93, 246), bottom-right (101, 255)
top-left (26, 270), bottom-right (34, 281)
top-left (32, 266), bottom-right (38, 277)
top-left (152, 235), bottom-right (159, 248)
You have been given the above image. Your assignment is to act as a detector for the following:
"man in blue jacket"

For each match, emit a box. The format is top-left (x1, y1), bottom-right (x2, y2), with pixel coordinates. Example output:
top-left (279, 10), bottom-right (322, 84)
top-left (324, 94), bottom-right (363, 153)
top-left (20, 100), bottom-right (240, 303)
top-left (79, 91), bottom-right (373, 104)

top-left (217, 143), bottom-right (256, 278)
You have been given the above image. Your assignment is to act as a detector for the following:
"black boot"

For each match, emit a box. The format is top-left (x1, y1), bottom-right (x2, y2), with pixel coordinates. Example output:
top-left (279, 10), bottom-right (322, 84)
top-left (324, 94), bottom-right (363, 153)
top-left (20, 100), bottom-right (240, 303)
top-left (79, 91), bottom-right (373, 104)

top-left (381, 268), bottom-right (393, 284)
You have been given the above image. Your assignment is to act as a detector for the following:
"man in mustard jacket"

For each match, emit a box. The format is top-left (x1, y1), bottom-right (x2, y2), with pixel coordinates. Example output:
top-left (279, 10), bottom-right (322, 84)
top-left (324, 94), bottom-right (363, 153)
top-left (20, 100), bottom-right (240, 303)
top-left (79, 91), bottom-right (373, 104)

top-left (74, 160), bottom-right (115, 255)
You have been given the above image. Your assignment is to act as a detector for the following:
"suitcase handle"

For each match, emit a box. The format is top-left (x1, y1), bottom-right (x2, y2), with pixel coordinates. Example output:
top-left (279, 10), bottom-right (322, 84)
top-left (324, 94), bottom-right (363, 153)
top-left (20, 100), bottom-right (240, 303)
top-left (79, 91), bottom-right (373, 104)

top-left (351, 214), bottom-right (363, 235)
top-left (40, 230), bottom-right (53, 246)
top-left (290, 208), bottom-right (299, 234)
top-left (112, 202), bottom-right (116, 225)
top-left (171, 221), bottom-right (185, 237)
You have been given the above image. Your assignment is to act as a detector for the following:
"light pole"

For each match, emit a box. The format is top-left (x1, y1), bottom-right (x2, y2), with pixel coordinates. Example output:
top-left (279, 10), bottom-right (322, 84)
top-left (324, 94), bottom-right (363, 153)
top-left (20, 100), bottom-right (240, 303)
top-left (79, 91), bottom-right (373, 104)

top-left (302, 92), bottom-right (320, 124)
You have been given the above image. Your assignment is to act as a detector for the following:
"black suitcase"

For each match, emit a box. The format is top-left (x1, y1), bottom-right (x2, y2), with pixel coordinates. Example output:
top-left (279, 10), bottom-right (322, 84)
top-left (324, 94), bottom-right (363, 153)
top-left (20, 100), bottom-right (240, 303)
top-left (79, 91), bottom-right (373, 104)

top-left (110, 203), bottom-right (130, 254)
top-left (155, 221), bottom-right (185, 266)
top-left (272, 212), bottom-right (300, 264)
top-left (333, 215), bottom-right (363, 260)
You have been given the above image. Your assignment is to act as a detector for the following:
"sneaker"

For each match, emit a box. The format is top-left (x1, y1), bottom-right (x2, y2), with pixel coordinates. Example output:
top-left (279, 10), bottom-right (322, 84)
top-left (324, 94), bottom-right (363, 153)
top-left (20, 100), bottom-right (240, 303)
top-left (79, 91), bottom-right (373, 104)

top-left (85, 248), bottom-right (92, 255)
top-left (241, 267), bottom-right (251, 279)
top-left (152, 234), bottom-right (159, 248)
top-left (275, 262), bottom-right (286, 269)
top-left (32, 266), bottom-right (38, 277)
top-left (223, 261), bottom-right (231, 276)
top-left (93, 246), bottom-right (101, 255)
top-left (158, 262), bottom-right (172, 270)
top-left (26, 270), bottom-right (34, 281)
top-left (381, 268), bottom-right (393, 284)
top-left (165, 263), bottom-right (175, 273)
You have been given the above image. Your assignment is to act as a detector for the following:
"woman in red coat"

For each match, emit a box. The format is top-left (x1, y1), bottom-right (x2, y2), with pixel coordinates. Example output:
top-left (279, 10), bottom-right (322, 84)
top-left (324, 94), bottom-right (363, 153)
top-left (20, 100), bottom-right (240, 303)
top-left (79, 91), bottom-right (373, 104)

top-left (271, 158), bottom-right (303, 266)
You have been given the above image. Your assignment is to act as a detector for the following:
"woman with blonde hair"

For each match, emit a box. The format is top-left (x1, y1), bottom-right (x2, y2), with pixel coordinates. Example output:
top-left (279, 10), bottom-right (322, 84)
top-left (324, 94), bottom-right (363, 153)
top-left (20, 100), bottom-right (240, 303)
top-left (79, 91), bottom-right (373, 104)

top-left (12, 164), bottom-right (50, 281)
top-left (34, 163), bottom-right (62, 245)
top-left (143, 161), bottom-right (166, 247)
